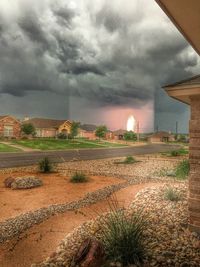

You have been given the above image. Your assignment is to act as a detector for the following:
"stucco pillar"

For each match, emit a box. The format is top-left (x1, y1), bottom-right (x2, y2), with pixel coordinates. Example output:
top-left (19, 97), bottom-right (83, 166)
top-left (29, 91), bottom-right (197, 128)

top-left (189, 96), bottom-right (200, 233)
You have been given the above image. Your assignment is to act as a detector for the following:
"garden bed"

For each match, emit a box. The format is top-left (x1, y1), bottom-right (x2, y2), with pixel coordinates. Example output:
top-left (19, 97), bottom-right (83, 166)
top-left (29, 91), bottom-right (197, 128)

top-left (34, 183), bottom-right (200, 267)
top-left (0, 171), bottom-right (123, 222)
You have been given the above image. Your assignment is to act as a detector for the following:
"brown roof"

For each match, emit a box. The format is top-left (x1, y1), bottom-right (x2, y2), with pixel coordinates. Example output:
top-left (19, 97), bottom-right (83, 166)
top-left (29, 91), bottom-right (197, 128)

top-left (113, 129), bottom-right (126, 135)
top-left (0, 115), bottom-right (20, 123)
top-left (24, 118), bottom-right (69, 129)
top-left (0, 115), bottom-right (8, 120)
top-left (80, 124), bottom-right (97, 132)
top-left (163, 74), bottom-right (200, 88)
top-left (149, 131), bottom-right (173, 138)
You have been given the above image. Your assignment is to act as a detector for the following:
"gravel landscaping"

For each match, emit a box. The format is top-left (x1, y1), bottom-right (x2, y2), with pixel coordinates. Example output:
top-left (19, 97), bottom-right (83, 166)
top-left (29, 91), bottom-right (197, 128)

top-left (57, 157), bottom-right (179, 180)
top-left (33, 183), bottom-right (200, 267)
top-left (0, 157), bottom-right (182, 244)
top-left (0, 176), bottom-right (156, 244)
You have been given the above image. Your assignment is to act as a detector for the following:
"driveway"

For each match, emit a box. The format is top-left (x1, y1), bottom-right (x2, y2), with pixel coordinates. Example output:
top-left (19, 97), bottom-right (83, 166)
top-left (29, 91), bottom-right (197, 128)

top-left (0, 144), bottom-right (180, 168)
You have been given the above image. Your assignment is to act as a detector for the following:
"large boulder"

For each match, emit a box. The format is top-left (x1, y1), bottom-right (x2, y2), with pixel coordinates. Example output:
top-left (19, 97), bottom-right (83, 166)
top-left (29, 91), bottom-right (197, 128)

top-left (4, 177), bottom-right (15, 188)
top-left (73, 238), bottom-right (105, 267)
top-left (11, 176), bottom-right (43, 189)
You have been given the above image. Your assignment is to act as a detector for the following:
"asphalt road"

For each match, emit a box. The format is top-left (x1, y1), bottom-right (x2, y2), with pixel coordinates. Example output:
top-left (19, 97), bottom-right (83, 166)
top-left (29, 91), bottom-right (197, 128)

top-left (0, 144), bottom-right (180, 169)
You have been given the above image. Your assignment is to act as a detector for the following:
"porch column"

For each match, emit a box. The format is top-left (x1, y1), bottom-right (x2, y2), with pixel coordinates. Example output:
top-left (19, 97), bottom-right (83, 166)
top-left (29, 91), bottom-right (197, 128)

top-left (189, 96), bottom-right (200, 233)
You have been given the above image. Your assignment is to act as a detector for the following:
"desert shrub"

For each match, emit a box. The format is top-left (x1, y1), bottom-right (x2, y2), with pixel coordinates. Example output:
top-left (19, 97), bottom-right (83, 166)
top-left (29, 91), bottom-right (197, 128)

top-left (170, 150), bottom-right (179, 157)
top-left (164, 186), bottom-right (181, 202)
top-left (39, 157), bottom-right (53, 173)
top-left (57, 133), bottom-right (67, 139)
top-left (11, 176), bottom-right (43, 189)
top-left (124, 156), bottom-right (137, 164)
top-left (70, 172), bottom-right (88, 183)
top-left (114, 156), bottom-right (138, 165)
top-left (101, 209), bottom-right (146, 265)
top-left (170, 148), bottom-right (188, 157)
top-left (175, 160), bottom-right (190, 180)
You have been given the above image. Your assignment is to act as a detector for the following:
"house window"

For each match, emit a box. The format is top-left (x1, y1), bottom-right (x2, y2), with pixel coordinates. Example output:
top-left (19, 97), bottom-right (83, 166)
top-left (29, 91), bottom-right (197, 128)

top-left (4, 126), bottom-right (13, 137)
top-left (36, 129), bottom-right (42, 137)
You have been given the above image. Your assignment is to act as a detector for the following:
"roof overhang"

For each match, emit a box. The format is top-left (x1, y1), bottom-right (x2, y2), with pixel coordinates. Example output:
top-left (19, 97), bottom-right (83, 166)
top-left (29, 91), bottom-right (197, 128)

top-left (156, 0), bottom-right (200, 56)
top-left (164, 85), bottom-right (200, 105)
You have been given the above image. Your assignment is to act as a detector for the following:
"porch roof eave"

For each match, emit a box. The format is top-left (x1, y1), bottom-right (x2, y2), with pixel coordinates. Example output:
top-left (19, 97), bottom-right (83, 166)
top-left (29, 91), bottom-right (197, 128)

top-left (163, 84), bottom-right (200, 105)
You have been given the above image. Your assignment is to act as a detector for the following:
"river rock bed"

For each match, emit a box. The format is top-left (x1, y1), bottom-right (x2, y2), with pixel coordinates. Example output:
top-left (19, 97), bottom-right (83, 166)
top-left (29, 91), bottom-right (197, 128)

top-left (33, 183), bottom-right (200, 267)
top-left (58, 157), bottom-right (179, 180)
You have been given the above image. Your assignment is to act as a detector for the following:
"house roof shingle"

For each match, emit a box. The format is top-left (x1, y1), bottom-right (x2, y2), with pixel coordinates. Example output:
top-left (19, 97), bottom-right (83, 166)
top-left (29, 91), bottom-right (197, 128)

top-left (113, 129), bottom-right (126, 135)
top-left (24, 118), bottom-right (68, 129)
top-left (149, 131), bottom-right (173, 138)
top-left (80, 124), bottom-right (97, 132)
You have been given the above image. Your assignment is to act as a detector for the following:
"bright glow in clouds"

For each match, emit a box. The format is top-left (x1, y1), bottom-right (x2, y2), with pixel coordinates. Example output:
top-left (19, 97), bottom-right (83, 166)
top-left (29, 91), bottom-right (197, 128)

top-left (127, 115), bottom-right (136, 131)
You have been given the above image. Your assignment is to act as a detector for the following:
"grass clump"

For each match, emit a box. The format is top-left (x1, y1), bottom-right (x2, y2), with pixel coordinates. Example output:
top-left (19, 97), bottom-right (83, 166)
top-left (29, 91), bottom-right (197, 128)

top-left (175, 160), bottom-right (190, 180)
top-left (70, 172), bottom-right (88, 183)
top-left (101, 207), bottom-right (146, 266)
top-left (164, 186), bottom-right (182, 202)
top-left (39, 157), bottom-right (53, 173)
top-left (162, 148), bottom-right (189, 157)
top-left (114, 156), bottom-right (138, 165)
top-left (170, 150), bottom-right (179, 157)
top-left (124, 155), bottom-right (137, 164)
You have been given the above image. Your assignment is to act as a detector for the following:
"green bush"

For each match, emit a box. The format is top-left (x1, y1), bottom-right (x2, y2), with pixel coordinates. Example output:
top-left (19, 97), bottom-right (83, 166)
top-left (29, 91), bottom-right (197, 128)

top-left (170, 150), bottom-right (179, 157)
top-left (124, 156), bottom-right (137, 164)
top-left (70, 172), bottom-right (88, 183)
top-left (101, 209), bottom-right (146, 265)
top-left (21, 123), bottom-right (36, 136)
top-left (124, 131), bottom-right (137, 141)
top-left (39, 157), bottom-right (53, 173)
top-left (164, 187), bottom-right (181, 202)
top-left (175, 160), bottom-right (190, 180)
top-left (57, 133), bottom-right (67, 139)
top-left (162, 148), bottom-right (189, 157)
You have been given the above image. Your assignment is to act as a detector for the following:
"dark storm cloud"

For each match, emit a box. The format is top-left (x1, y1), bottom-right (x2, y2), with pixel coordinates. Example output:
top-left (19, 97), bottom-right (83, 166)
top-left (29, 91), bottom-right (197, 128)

top-left (0, 0), bottom-right (199, 114)
top-left (18, 14), bottom-right (47, 46)
top-left (67, 63), bottom-right (105, 76)
top-left (53, 7), bottom-right (75, 27)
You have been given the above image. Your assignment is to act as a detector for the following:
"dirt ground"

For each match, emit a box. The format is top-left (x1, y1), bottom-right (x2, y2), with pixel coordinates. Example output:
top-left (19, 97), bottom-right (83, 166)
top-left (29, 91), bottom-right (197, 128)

top-left (0, 182), bottom-right (159, 267)
top-left (0, 171), bottom-right (123, 222)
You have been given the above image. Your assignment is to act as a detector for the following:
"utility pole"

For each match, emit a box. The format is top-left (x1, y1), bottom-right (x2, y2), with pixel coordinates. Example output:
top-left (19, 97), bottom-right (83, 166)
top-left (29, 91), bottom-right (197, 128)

top-left (156, 125), bottom-right (159, 133)
top-left (176, 121), bottom-right (178, 135)
top-left (136, 121), bottom-right (140, 142)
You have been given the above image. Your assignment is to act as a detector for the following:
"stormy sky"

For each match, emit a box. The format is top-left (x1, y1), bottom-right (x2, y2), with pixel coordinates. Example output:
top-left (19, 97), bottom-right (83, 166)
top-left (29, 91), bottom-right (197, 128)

top-left (0, 0), bottom-right (199, 132)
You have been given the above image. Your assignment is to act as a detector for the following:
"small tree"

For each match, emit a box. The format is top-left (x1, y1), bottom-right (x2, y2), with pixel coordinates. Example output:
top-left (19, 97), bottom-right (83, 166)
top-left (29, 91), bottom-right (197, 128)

top-left (70, 121), bottom-right (80, 139)
top-left (21, 123), bottom-right (36, 136)
top-left (124, 131), bottom-right (137, 141)
top-left (95, 125), bottom-right (108, 139)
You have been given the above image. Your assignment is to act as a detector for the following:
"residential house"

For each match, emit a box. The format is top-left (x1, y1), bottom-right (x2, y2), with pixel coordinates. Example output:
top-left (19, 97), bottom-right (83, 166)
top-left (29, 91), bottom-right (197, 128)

top-left (0, 115), bottom-right (21, 138)
top-left (24, 118), bottom-right (72, 138)
top-left (78, 124), bottom-right (97, 140)
top-left (156, 0), bottom-right (200, 232)
top-left (113, 129), bottom-right (127, 140)
top-left (148, 131), bottom-right (175, 143)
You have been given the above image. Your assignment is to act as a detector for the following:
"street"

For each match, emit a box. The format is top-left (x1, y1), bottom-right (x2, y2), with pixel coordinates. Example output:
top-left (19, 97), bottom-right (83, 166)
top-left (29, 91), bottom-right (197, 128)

top-left (0, 144), bottom-right (180, 168)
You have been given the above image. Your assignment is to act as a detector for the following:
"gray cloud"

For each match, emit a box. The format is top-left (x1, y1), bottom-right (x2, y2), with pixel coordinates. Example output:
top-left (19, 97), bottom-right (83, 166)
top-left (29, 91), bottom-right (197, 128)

top-left (0, 0), bottom-right (199, 131)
